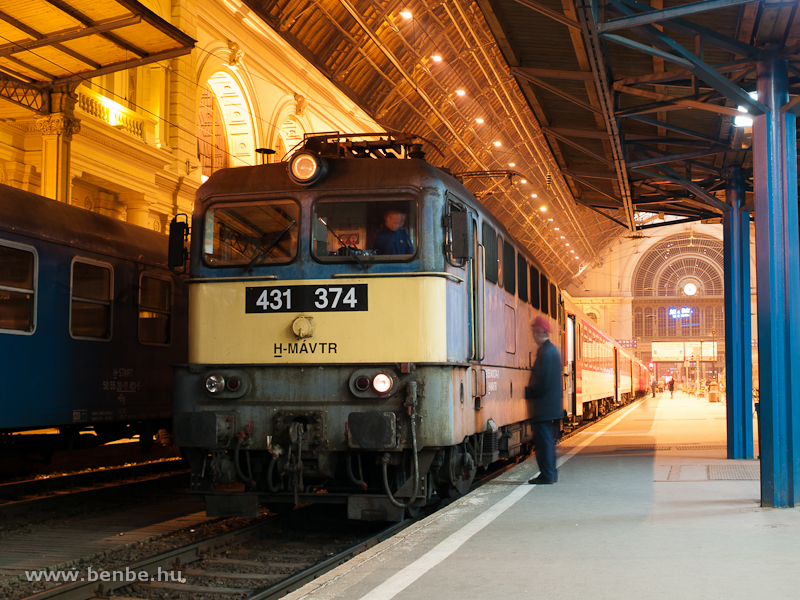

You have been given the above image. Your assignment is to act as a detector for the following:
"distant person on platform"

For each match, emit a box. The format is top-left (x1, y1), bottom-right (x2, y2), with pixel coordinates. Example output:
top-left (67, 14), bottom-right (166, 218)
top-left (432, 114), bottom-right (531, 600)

top-left (650, 376), bottom-right (657, 398)
top-left (374, 210), bottom-right (413, 255)
top-left (526, 316), bottom-right (564, 485)
top-left (668, 377), bottom-right (675, 399)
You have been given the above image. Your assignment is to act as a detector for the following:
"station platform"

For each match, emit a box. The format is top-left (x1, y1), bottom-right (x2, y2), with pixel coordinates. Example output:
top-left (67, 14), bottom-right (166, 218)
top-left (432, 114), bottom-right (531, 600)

top-left (286, 392), bottom-right (800, 600)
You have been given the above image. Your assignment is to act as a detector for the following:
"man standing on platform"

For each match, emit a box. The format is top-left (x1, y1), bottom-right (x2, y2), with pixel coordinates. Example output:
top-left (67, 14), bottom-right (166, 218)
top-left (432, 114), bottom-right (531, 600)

top-left (527, 316), bottom-right (564, 485)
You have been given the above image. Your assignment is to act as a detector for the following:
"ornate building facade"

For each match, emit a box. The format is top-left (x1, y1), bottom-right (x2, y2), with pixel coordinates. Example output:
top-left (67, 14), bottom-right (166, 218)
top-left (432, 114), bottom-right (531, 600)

top-left (0, 0), bottom-right (380, 231)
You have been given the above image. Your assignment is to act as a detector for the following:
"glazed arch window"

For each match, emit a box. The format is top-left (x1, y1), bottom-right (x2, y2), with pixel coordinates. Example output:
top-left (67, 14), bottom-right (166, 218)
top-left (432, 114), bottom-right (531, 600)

top-left (139, 274), bottom-right (172, 345)
top-left (70, 259), bottom-right (113, 340)
top-left (0, 242), bottom-right (36, 334)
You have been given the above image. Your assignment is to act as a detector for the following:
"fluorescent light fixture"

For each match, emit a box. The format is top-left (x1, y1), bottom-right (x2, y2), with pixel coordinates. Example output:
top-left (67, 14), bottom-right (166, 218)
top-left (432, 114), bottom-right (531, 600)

top-left (431, 55), bottom-right (443, 62)
top-left (509, 162), bottom-right (516, 167)
top-left (540, 206), bottom-right (547, 211)
top-left (456, 89), bottom-right (465, 96)
top-left (475, 118), bottom-right (484, 124)
top-left (521, 179), bottom-right (527, 183)
top-left (493, 141), bottom-right (501, 146)
top-left (400, 11), bottom-right (412, 18)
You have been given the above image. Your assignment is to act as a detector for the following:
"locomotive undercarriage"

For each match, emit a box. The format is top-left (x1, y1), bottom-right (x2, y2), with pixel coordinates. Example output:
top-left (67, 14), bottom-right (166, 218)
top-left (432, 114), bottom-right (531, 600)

top-left (175, 364), bottom-right (536, 521)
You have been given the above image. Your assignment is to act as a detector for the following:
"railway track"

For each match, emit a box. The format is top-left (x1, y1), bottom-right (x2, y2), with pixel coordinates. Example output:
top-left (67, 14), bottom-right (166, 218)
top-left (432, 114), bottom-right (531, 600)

top-left (0, 460), bottom-right (189, 518)
top-left (9, 399), bottom-right (640, 600)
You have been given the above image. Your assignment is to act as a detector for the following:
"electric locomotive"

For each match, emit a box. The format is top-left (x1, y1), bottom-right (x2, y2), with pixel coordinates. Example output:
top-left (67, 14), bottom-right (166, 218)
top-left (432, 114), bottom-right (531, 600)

top-left (170, 133), bottom-right (645, 521)
top-left (0, 184), bottom-right (188, 456)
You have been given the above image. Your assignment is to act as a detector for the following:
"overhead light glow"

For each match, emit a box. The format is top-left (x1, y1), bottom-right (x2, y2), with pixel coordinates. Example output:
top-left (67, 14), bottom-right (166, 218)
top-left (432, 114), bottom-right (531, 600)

top-left (540, 206), bottom-right (547, 211)
top-left (684, 282), bottom-right (698, 296)
top-left (565, 243), bottom-right (570, 246)
top-left (734, 91), bottom-right (758, 127)
top-left (431, 55), bottom-right (443, 62)
top-left (532, 193), bottom-right (537, 198)
top-left (560, 236), bottom-right (565, 239)
top-left (509, 162), bottom-right (516, 167)
top-left (400, 11), bottom-right (412, 18)
top-left (554, 227), bottom-right (559, 230)
top-left (493, 141), bottom-right (501, 147)
top-left (570, 250), bottom-right (575, 253)
top-left (521, 179), bottom-right (527, 184)
top-left (548, 218), bottom-right (553, 222)
top-left (456, 89), bottom-right (466, 96)
top-left (475, 118), bottom-right (484, 124)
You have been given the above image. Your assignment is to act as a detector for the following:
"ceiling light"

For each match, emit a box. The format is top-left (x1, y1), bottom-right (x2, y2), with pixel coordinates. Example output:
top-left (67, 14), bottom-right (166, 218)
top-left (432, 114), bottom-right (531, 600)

top-left (431, 55), bottom-right (443, 62)
top-left (560, 236), bottom-right (565, 239)
top-left (400, 11), bottom-right (412, 18)
top-left (540, 206), bottom-right (547, 211)
top-left (570, 250), bottom-right (574, 253)
top-left (456, 89), bottom-right (465, 96)
top-left (554, 227), bottom-right (559, 230)
top-left (509, 162), bottom-right (516, 167)
top-left (475, 118), bottom-right (484, 124)
top-left (493, 141), bottom-right (501, 146)
top-left (574, 256), bottom-right (579, 259)
top-left (532, 193), bottom-right (537, 198)
top-left (548, 218), bottom-right (553, 222)
top-left (565, 243), bottom-right (569, 246)
top-left (521, 179), bottom-right (527, 184)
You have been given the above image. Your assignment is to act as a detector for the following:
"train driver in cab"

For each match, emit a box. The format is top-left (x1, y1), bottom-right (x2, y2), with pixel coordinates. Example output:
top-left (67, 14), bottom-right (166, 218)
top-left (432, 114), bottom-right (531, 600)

top-left (373, 209), bottom-right (413, 255)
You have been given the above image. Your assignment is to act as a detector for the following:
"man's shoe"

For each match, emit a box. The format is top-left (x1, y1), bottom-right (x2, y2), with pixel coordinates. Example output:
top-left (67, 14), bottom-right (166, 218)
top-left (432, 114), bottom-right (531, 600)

top-left (527, 476), bottom-right (555, 485)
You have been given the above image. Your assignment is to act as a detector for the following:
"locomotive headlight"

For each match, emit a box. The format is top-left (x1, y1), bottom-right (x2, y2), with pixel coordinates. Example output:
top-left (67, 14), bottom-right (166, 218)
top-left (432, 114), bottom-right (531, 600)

top-left (372, 373), bottom-right (393, 394)
top-left (288, 151), bottom-right (328, 186)
top-left (205, 374), bottom-right (225, 394)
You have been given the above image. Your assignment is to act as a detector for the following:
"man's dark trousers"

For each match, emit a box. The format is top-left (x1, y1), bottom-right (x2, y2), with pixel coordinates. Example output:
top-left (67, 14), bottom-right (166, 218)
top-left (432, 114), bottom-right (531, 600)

top-left (534, 419), bottom-right (559, 482)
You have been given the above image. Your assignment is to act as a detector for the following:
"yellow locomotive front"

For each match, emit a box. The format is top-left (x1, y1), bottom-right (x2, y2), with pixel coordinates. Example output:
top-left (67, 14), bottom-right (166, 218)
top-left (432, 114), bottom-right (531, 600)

top-left (172, 136), bottom-right (489, 521)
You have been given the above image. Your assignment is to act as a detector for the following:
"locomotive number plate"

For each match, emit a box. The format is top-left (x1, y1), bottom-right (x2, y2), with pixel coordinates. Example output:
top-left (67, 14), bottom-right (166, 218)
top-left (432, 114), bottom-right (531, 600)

top-left (245, 284), bottom-right (368, 313)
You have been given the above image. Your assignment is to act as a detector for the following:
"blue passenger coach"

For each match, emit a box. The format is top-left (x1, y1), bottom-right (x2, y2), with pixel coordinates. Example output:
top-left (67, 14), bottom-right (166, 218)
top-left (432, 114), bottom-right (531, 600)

top-left (0, 184), bottom-right (188, 455)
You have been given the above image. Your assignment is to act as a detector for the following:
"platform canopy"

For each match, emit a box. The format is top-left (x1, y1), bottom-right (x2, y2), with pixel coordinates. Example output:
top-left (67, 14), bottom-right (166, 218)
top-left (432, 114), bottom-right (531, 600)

top-left (0, 0), bottom-right (194, 116)
top-left (243, 0), bottom-right (799, 284)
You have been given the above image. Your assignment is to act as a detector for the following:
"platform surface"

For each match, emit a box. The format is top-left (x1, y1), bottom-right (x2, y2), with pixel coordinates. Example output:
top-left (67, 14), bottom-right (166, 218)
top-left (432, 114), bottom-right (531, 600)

top-left (286, 392), bottom-right (799, 600)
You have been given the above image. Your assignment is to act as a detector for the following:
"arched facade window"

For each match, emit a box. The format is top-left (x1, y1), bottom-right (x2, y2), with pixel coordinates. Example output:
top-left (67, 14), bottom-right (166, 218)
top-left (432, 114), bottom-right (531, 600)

top-left (644, 307), bottom-right (654, 337)
top-left (658, 307), bottom-right (667, 336)
top-left (691, 306), bottom-right (700, 336)
top-left (198, 87), bottom-right (228, 179)
top-left (667, 306), bottom-right (676, 337)
top-left (634, 307), bottom-right (643, 338)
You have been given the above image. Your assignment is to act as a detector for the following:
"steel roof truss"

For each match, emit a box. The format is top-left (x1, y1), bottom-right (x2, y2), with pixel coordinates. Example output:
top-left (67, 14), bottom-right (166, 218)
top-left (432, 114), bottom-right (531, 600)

top-left (602, 0), bottom-right (767, 115)
top-left (545, 128), bottom-right (616, 168)
top-left (625, 115), bottom-right (727, 145)
top-left (633, 164), bottom-right (728, 212)
top-left (598, 0), bottom-right (757, 32)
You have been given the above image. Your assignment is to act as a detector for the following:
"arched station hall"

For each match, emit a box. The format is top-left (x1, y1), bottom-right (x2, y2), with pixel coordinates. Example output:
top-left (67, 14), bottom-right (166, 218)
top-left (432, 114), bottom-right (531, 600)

top-left (0, 0), bottom-right (799, 595)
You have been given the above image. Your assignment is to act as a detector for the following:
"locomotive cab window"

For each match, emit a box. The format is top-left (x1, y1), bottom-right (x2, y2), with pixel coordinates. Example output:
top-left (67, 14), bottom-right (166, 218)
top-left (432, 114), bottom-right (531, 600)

top-left (518, 255), bottom-right (528, 302)
top-left (70, 259), bottom-right (113, 340)
top-left (312, 197), bottom-right (417, 262)
top-left (0, 242), bottom-right (36, 334)
top-left (203, 200), bottom-right (300, 267)
top-left (503, 241), bottom-right (515, 294)
top-left (482, 223), bottom-right (498, 283)
top-left (530, 266), bottom-right (540, 309)
top-left (540, 274), bottom-right (549, 315)
top-left (139, 274), bottom-right (172, 345)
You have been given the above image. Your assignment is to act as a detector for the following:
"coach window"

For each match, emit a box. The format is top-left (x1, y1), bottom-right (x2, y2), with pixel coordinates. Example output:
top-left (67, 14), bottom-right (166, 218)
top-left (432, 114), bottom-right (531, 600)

top-left (483, 223), bottom-right (498, 283)
top-left (530, 266), bottom-right (540, 309)
top-left (540, 274), bottom-right (549, 315)
top-left (204, 200), bottom-right (300, 267)
top-left (517, 255), bottom-right (528, 302)
top-left (313, 197), bottom-right (417, 262)
top-left (497, 235), bottom-right (504, 288)
top-left (139, 274), bottom-right (172, 345)
top-left (70, 259), bottom-right (113, 340)
top-left (0, 242), bottom-right (36, 334)
top-left (550, 284), bottom-right (557, 319)
top-left (502, 240), bottom-right (515, 294)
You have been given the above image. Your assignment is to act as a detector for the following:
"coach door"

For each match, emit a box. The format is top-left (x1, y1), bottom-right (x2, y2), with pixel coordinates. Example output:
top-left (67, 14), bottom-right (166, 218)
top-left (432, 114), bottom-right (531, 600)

top-left (566, 314), bottom-right (577, 416)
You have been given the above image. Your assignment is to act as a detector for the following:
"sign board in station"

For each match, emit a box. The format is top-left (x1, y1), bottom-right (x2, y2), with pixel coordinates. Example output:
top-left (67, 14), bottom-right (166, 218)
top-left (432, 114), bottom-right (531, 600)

top-left (651, 341), bottom-right (685, 362)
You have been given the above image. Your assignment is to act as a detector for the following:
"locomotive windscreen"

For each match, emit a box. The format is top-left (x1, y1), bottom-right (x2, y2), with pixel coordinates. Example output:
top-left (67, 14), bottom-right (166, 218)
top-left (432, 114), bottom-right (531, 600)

top-left (203, 200), bottom-right (300, 266)
top-left (312, 197), bottom-right (417, 261)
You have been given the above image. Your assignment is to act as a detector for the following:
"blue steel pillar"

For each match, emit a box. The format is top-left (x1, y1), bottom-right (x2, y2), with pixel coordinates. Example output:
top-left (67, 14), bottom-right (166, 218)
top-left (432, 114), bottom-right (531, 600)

top-left (723, 167), bottom-right (753, 459)
top-left (752, 48), bottom-right (800, 507)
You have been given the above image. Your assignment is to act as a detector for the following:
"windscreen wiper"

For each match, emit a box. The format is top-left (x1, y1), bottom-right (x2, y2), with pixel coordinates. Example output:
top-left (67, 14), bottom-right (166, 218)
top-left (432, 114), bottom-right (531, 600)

top-left (246, 218), bottom-right (296, 273)
top-left (317, 217), bottom-right (368, 271)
